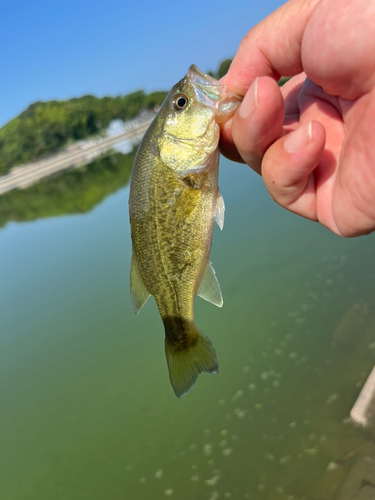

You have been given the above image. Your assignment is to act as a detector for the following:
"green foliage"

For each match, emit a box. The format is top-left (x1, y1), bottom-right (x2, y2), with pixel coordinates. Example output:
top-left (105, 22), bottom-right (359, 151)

top-left (0, 90), bottom-right (167, 176)
top-left (207, 58), bottom-right (233, 80)
top-left (216, 59), bottom-right (232, 79)
top-left (278, 76), bottom-right (291, 86)
top-left (0, 150), bottom-right (135, 228)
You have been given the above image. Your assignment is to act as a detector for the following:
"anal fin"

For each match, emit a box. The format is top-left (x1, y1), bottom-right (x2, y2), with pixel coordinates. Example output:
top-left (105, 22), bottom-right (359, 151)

top-left (197, 261), bottom-right (223, 307)
top-left (130, 253), bottom-right (150, 315)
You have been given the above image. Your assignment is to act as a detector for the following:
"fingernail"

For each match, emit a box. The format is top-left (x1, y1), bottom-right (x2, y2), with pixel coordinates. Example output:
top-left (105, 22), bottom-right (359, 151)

top-left (239, 77), bottom-right (259, 119)
top-left (284, 121), bottom-right (313, 153)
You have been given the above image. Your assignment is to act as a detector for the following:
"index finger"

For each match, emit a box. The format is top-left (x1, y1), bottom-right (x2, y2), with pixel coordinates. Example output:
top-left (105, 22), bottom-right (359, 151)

top-left (222, 0), bottom-right (320, 96)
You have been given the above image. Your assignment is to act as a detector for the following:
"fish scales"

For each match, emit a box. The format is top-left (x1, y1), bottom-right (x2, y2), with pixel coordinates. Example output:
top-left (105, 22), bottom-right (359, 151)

top-left (129, 65), bottom-right (240, 397)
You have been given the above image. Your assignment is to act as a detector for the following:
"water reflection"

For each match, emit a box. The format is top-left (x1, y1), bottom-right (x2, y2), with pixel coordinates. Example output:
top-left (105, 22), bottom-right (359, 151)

top-left (0, 149), bottom-right (135, 229)
top-left (1, 155), bottom-right (375, 500)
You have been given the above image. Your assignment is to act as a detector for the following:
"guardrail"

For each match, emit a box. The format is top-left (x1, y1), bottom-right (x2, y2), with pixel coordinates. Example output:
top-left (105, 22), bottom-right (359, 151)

top-left (0, 117), bottom-right (154, 195)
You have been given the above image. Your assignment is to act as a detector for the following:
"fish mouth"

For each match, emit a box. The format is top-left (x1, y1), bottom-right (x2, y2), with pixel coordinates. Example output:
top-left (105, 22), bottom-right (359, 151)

top-left (187, 64), bottom-right (241, 122)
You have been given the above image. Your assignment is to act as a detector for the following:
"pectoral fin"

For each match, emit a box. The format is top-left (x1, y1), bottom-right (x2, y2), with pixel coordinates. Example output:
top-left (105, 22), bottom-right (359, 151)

top-left (215, 189), bottom-right (225, 230)
top-left (197, 261), bottom-right (223, 307)
top-left (130, 253), bottom-right (150, 315)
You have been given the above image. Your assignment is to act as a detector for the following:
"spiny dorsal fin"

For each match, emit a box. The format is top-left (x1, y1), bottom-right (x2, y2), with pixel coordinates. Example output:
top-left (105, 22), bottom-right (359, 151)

top-left (197, 261), bottom-right (223, 308)
top-left (215, 189), bottom-right (225, 230)
top-left (130, 253), bottom-right (150, 315)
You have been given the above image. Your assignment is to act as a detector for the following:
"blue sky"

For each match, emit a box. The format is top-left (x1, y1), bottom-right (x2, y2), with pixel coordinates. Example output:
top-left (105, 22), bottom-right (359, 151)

top-left (0, 0), bottom-right (285, 128)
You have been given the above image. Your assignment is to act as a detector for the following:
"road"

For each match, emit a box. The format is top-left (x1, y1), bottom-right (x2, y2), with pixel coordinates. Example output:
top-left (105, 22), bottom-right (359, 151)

top-left (0, 116), bottom-right (154, 195)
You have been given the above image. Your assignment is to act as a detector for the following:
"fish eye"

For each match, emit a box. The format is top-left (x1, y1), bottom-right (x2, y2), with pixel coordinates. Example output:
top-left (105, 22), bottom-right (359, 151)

top-left (172, 94), bottom-right (188, 111)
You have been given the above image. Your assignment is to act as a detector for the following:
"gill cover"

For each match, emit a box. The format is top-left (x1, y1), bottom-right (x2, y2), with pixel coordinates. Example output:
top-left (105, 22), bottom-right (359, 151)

top-left (158, 65), bottom-right (239, 176)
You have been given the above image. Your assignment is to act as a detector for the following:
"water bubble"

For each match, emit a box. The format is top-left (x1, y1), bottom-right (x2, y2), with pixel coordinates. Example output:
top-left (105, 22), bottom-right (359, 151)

top-left (257, 484), bottom-right (265, 491)
top-left (209, 492), bottom-right (219, 500)
top-left (232, 390), bottom-right (243, 401)
top-left (203, 444), bottom-right (212, 456)
top-left (220, 440), bottom-right (227, 447)
top-left (274, 348), bottom-right (284, 355)
top-left (190, 474), bottom-right (199, 482)
top-left (255, 404), bottom-right (262, 410)
top-left (248, 383), bottom-right (256, 391)
top-left (218, 399), bottom-right (225, 406)
top-left (289, 422), bottom-right (297, 429)
top-left (303, 448), bottom-right (317, 455)
top-left (327, 462), bottom-right (339, 471)
top-left (279, 455), bottom-right (291, 465)
top-left (242, 366), bottom-right (250, 373)
top-left (272, 380), bottom-right (280, 388)
top-left (204, 429), bottom-right (211, 436)
top-left (220, 429), bottom-right (228, 437)
top-left (289, 352), bottom-right (298, 359)
top-left (208, 459), bottom-right (214, 466)
top-left (222, 448), bottom-right (233, 456)
top-left (191, 465), bottom-right (197, 471)
top-left (224, 494), bottom-right (231, 499)
top-left (140, 478), bottom-right (146, 484)
top-left (261, 372), bottom-right (269, 381)
top-left (164, 489), bottom-right (173, 496)
top-left (205, 475), bottom-right (220, 486)
top-left (326, 394), bottom-right (338, 404)
top-left (234, 408), bottom-right (247, 419)
top-left (264, 453), bottom-right (275, 461)
top-left (189, 443), bottom-right (197, 451)
top-left (154, 469), bottom-right (163, 479)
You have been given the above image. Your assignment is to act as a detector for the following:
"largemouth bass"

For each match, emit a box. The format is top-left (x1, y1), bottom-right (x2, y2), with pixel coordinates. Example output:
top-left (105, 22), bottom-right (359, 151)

top-left (129, 65), bottom-right (239, 397)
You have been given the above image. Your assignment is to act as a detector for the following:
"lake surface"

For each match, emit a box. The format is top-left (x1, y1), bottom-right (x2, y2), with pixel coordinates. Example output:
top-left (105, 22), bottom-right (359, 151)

top-left (1, 153), bottom-right (375, 500)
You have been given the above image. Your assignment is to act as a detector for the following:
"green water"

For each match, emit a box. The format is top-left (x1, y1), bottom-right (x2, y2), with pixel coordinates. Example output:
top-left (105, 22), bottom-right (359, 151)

top-left (1, 155), bottom-right (375, 500)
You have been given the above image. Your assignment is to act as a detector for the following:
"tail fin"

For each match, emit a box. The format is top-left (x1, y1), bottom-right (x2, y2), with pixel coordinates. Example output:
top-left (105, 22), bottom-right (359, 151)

top-left (164, 319), bottom-right (219, 398)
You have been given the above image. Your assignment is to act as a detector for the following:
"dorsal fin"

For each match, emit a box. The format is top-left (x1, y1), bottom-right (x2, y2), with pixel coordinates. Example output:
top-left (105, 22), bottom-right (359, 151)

top-left (197, 261), bottom-right (223, 307)
top-left (130, 253), bottom-right (150, 315)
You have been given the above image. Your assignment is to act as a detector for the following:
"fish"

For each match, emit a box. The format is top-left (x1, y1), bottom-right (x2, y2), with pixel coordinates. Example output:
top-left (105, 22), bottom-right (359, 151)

top-left (129, 65), bottom-right (240, 397)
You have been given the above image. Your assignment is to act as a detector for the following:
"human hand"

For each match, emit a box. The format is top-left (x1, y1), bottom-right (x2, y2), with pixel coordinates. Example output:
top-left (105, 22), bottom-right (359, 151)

top-left (220, 0), bottom-right (375, 237)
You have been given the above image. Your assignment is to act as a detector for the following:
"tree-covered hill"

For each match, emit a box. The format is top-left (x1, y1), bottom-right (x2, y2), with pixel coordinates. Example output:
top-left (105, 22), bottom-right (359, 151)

top-left (0, 56), bottom-right (290, 179)
top-left (0, 90), bottom-right (167, 176)
top-left (0, 150), bottom-right (135, 228)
